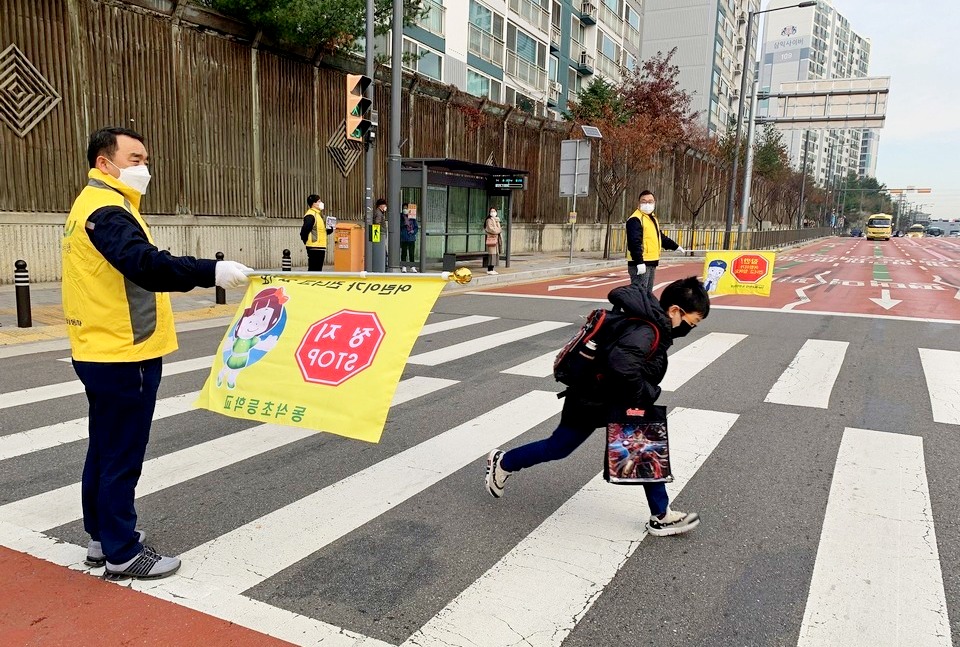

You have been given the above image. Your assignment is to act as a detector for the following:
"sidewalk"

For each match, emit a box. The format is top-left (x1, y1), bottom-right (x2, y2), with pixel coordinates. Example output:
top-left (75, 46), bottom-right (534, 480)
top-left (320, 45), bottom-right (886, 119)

top-left (0, 252), bottom-right (632, 346)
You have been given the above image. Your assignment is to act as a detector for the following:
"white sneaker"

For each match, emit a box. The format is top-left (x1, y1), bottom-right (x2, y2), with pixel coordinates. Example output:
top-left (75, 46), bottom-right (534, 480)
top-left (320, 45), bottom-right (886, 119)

top-left (485, 449), bottom-right (511, 498)
top-left (105, 545), bottom-right (181, 580)
top-left (410, 266), bottom-right (418, 273)
top-left (487, 270), bottom-right (498, 275)
top-left (646, 508), bottom-right (700, 537)
top-left (86, 530), bottom-right (145, 567)
top-left (401, 266), bottom-right (407, 273)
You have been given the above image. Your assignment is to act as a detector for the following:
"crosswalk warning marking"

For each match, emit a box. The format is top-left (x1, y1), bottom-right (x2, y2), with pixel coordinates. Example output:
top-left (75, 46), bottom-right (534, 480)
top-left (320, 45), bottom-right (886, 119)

top-left (765, 339), bottom-right (849, 409)
top-left (660, 332), bottom-right (747, 392)
top-left (419, 315), bottom-right (499, 336)
top-left (407, 321), bottom-right (570, 367)
top-left (798, 427), bottom-right (951, 647)
top-left (919, 348), bottom-right (960, 425)
top-left (404, 407), bottom-right (739, 647)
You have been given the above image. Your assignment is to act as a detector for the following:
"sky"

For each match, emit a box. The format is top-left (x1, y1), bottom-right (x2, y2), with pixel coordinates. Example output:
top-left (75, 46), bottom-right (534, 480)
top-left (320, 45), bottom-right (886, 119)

top-left (827, 0), bottom-right (960, 219)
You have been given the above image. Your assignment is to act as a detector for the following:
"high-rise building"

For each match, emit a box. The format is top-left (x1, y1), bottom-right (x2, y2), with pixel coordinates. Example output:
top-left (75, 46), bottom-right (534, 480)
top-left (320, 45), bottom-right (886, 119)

top-left (757, 0), bottom-right (874, 185)
top-left (391, 0), bottom-right (645, 119)
top-left (640, 0), bottom-right (761, 135)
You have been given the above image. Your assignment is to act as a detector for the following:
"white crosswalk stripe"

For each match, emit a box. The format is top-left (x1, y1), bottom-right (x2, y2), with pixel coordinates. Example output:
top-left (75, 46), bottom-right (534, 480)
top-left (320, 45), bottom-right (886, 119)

top-left (660, 332), bottom-right (747, 392)
top-left (919, 348), bottom-right (960, 425)
top-left (798, 428), bottom-right (951, 647)
top-left (501, 349), bottom-right (557, 377)
top-left (407, 321), bottom-right (570, 366)
top-left (765, 339), bottom-right (848, 409)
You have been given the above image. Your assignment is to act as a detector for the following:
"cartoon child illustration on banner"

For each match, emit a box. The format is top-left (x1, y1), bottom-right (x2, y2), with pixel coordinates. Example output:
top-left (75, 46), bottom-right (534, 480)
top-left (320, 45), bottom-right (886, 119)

top-left (703, 259), bottom-right (728, 293)
top-left (217, 287), bottom-right (289, 389)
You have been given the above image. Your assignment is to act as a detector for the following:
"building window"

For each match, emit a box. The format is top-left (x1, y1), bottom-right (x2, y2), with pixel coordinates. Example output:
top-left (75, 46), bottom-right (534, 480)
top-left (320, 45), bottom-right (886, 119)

top-left (467, 68), bottom-right (502, 101)
top-left (625, 4), bottom-right (641, 33)
top-left (623, 52), bottom-right (636, 71)
top-left (403, 38), bottom-right (443, 81)
top-left (469, 0), bottom-right (505, 64)
top-left (506, 22), bottom-right (547, 88)
top-left (419, 0), bottom-right (446, 37)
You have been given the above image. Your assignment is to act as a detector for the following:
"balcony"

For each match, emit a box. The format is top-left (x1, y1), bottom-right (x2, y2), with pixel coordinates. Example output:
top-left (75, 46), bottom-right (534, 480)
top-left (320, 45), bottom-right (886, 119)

top-left (596, 52), bottom-right (621, 79)
top-left (576, 50), bottom-right (595, 74)
top-left (418, 0), bottom-right (445, 37)
top-left (468, 24), bottom-right (505, 66)
top-left (509, 0), bottom-right (550, 33)
top-left (550, 24), bottom-right (561, 52)
top-left (580, 2), bottom-right (597, 25)
top-left (547, 81), bottom-right (562, 106)
top-left (597, 2), bottom-right (622, 36)
top-left (505, 50), bottom-right (548, 89)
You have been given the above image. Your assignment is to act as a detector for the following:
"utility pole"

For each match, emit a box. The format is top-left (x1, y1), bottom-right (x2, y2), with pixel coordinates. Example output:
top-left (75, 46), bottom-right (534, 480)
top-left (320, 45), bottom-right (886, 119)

top-left (797, 130), bottom-right (810, 229)
top-left (363, 0), bottom-right (375, 271)
top-left (387, 0), bottom-right (403, 272)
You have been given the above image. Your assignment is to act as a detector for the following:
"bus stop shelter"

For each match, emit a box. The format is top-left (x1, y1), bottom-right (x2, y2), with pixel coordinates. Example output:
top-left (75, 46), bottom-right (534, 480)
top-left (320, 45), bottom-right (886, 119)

top-left (399, 158), bottom-right (528, 273)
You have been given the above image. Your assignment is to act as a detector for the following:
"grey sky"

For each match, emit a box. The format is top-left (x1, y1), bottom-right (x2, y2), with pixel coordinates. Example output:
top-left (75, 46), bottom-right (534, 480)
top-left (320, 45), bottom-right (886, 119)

top-left (827, 0), bottom-right (959, 219)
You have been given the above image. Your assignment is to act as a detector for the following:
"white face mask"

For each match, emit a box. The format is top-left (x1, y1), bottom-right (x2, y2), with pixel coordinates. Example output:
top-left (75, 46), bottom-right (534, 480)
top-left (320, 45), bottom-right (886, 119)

top-left (489, 211), bottom-right (498, 218)
top-left (108, 160), bottom-right (151, 195)
top-left (639, 203), bottom-right (655, 215)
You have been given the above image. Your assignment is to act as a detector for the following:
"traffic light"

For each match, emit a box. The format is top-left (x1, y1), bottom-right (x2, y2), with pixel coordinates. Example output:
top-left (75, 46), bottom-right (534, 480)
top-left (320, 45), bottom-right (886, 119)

top-left (346, 74), bottom-right (372, 143)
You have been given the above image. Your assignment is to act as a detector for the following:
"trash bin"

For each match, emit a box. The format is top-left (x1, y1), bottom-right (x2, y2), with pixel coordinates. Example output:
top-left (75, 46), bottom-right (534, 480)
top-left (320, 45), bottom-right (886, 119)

top-left (334, 222), bottom-right (364, 272)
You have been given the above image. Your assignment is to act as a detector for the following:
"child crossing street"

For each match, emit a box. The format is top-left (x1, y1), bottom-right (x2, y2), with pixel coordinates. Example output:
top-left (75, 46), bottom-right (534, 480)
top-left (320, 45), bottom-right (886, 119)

top-left (484, 277), bottom-right (710, 536)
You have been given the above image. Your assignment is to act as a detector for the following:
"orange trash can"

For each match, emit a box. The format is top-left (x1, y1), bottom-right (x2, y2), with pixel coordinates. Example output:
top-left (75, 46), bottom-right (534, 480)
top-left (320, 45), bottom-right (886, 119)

top-left (334, 222), bottom-right (364, 272)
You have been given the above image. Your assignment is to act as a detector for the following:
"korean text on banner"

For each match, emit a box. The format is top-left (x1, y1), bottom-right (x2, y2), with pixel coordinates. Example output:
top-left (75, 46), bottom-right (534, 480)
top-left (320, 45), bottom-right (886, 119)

top-left (702, 251), bottom-right (776, 297)
top-left (194, 273), bottom-right (447, 443)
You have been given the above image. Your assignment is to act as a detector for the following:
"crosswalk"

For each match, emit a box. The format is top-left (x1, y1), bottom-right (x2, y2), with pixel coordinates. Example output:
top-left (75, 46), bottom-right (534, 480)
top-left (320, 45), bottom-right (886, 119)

top-left (0, 311), bottom-right (956, 646)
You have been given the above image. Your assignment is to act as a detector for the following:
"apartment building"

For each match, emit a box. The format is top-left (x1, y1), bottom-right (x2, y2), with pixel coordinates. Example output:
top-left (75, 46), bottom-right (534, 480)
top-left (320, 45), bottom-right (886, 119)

top-left (397, 0), bottom-right (645, 119)
top-left (758, 0), bottom-right (874, 185)
top-left (640, 0), bottom-right (761, 135)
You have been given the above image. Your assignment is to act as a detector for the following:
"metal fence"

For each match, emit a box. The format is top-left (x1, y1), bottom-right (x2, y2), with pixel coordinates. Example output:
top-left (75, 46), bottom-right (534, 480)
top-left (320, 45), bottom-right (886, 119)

top-left (609, 226), bottom-right (834, 254)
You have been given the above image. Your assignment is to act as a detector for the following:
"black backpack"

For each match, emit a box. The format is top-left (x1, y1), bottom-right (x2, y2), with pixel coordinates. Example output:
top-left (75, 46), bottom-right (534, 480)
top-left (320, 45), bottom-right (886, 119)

top-left (553, 309), bottom-right (659, 388)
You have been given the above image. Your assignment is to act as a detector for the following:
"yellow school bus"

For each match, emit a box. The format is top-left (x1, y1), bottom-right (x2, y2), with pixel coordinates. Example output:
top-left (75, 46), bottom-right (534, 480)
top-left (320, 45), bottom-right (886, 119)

top-left (907, 223), bottom-right (925, 238)
top-left (865, 214), bottom-right (893, 241)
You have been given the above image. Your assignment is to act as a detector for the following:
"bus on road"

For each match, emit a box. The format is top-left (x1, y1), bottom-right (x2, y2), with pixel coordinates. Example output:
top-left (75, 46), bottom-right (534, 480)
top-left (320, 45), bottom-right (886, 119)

top-left (866, 214), bottom-right (893, 240)
top-left (907, 224), bottom-right (925, 238)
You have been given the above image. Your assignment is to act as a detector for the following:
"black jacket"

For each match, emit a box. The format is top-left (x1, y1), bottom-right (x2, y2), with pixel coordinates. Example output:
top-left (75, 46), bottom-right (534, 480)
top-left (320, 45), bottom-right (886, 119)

top-left (625, 214), bottom-right (679, 266)
top-left (576, 283), bottom-right (673, 407)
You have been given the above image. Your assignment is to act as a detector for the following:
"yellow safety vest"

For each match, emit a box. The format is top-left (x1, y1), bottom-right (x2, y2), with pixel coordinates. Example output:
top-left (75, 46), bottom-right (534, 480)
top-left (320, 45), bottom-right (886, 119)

top-left (303, 207), bottom-right (326, 249)
top-left (625, 209), bottom-right (664, 263)
top-left (61, 169), bottom-right (177, 362)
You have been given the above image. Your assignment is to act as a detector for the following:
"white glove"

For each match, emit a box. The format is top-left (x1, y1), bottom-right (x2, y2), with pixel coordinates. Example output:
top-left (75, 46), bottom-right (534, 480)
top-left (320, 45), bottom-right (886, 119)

top-left (215, 261), bottom-right (252, 289)
top-left (636, 263), bottom-right (647, 275)
top-left (676, 246), bottom-right (686, 254)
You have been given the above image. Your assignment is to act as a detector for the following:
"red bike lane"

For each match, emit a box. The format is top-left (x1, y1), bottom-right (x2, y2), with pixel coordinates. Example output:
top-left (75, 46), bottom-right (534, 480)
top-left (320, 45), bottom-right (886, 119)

top-left (480, 238), bottom-right (960, 322)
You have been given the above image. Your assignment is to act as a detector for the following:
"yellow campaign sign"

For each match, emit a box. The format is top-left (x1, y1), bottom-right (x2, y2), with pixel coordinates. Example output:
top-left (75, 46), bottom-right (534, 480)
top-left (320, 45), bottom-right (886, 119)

top-left (194, 273), bottom-right (447, 443)
top-left (702, 250), bottom-right (776, 296)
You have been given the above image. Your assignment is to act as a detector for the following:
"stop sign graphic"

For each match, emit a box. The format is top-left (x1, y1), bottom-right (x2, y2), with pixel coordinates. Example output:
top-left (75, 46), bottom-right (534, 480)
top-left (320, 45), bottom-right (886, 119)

top-left (296, 310), bottom-right (385, 385)
top-left (731, 254), bottom-right (770, 284)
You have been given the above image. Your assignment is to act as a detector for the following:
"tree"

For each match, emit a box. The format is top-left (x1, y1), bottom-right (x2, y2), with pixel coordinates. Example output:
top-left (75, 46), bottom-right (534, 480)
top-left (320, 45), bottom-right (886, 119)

top-left (748, 125), bottom-right (790, 229)
top-left (197, 0), bottom-right (426, 56)
top-left (673, 126), bottom-right (730, 244)
top-left (566, 49), bottom-right (698, 257)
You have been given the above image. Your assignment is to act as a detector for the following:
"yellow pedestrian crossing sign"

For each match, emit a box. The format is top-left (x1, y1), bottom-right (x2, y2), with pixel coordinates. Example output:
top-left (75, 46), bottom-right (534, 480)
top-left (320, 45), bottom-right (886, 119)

top-left (371, 224), bottom-right (381, 243)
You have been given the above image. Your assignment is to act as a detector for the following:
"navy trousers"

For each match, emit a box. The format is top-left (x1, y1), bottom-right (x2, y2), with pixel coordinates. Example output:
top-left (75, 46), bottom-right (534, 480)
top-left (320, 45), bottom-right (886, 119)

top-left (500, 395), bottom-right (670, 517)
top-left (73, 358), bottom-right (162, 564)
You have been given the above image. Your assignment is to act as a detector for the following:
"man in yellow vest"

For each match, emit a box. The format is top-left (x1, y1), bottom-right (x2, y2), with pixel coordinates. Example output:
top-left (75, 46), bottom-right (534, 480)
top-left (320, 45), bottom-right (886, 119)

top-left (626, 190), bottom-right (685, 292)
top-left (300, 194), bottom-right (333, 271)
top-left (62, 127), bottom-right (251, 579)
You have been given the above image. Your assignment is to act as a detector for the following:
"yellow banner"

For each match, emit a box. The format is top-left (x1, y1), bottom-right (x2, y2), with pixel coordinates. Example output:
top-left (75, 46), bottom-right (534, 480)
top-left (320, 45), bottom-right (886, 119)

top-left (702, 251), bottom-right (776, 296)
top-left (195, 273), bottom-right (447, 443)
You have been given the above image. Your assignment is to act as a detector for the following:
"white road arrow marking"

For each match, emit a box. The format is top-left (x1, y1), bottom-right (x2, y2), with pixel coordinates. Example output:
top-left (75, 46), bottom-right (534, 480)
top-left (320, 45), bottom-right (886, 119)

top-left (783, 271), bottom-right (829, 310)
top-left (868, 288), bottom-right (902, 310)
top-left (932, 275), bottom-right (960, 301)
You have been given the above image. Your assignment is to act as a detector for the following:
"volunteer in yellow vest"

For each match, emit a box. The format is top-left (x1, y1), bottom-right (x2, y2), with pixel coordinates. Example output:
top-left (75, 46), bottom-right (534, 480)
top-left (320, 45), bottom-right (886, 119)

top-left (626, 190), bottom-right (685, 292)
top-left (62, 127), bottom-right (251, 579)
top-left (300, 194), bottom-right (333, 271)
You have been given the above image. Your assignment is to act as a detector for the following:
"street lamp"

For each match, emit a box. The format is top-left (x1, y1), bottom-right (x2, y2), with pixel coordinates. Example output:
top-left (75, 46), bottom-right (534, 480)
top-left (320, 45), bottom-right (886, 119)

top-left (722, 0), bottom-right (817, 250)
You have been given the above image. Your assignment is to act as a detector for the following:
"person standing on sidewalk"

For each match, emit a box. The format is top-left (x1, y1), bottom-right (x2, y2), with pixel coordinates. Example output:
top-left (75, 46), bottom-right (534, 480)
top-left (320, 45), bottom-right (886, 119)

top-left (484, 207), bottom-right (503, 275)
top-left (399, 203), bottom-right (419, 273)
top-left (485, 277), bottom-right (709, 537)
top-left (626, 190), bottom-right (685, 292)
top-left (301, 194), bottom-right (332, 271)
top-left (62, 127), bottom-right (251, 579)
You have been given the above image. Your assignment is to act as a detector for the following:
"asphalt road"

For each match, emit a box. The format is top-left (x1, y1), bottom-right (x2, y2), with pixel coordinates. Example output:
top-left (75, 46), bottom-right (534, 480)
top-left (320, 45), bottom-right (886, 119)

top-left (1, 236), bottom-right (958, 646)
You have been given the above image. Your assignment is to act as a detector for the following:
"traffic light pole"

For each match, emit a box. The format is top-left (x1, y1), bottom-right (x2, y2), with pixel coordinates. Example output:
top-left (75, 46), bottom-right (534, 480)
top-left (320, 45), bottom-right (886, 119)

top-left (387, 0), bottom-right (403, 273)
top-left (364, 0), bottom-right (375, 271)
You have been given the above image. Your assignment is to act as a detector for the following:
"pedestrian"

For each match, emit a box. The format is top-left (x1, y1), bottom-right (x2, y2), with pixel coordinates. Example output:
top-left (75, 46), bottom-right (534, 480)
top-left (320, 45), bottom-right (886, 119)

top-left (484, 207), bottom-right (503, 275)
top-left (301, 194), bottom-right (332, 271)
top-left (626, 190), bottom-right (685, 292)
top-left (62, 127), bottom-right (251, 579)
top-left (399, 203), bottom-right (419, 273)
top-left (485, 276), bottom-right (709, 537)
